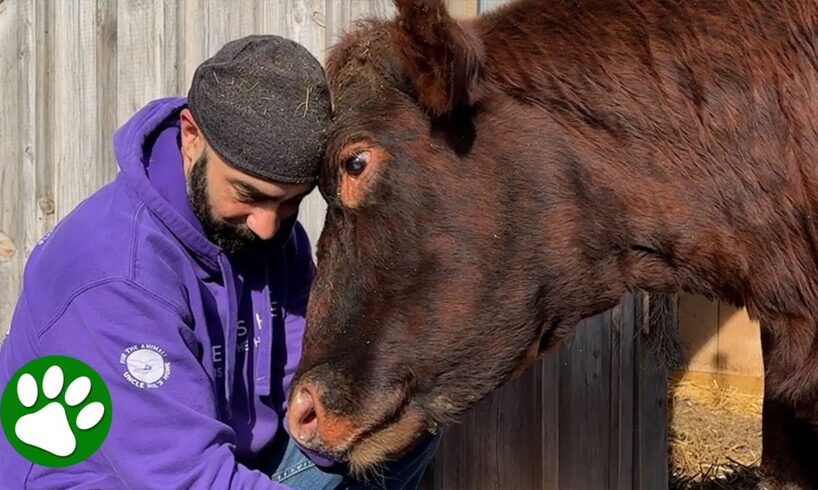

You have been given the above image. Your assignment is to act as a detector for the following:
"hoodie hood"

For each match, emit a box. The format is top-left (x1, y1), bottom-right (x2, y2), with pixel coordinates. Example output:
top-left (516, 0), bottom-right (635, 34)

top-left (113, 97), bottom-right (223, 271)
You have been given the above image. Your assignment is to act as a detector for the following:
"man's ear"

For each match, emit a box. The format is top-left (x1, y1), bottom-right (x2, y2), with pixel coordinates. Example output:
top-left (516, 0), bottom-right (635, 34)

top-left (391, 0), bottom-right (484, 117)
top-left (179, 108), bottom-right (204, 173)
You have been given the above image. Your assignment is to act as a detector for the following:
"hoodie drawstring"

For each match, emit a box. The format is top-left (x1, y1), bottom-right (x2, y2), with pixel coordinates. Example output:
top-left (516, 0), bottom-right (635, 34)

top-left (255, 249), bottom-right (286, 398)
top-left (254, 281), bottom-right (272, 398)
top-left (219, 254), bottom-right (238, 416)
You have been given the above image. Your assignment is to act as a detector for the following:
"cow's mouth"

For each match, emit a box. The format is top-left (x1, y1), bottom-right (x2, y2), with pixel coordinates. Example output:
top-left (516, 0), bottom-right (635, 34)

top-left (342, 403), bottom-right (433, 475)
top-left (288, 380), bottom-right (434, 474)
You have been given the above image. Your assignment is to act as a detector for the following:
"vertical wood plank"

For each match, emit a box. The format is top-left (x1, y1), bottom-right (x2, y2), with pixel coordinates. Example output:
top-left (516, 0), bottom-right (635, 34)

top-left (0, 0), bottom-right (22, 338)
top-left (558, 314), bottom-right (613, 489)
top-left (95, 0), bottom-right (118, 186)
top-left (634, 292), bottom-right (670, 489)
top-left (17, 0), bottom-right (42, 256)
top-left (161, 0), bottom-right (181, 97)
top-left (117, 0), bottom-right (180, 125)
top-left (179, 0), bottom-right (206, 92)
top-left (52, 0), bottom-right (104, 217)
top-left (29, 0), bottom-right (56, 247)
top-left (610, 293), bottom-right (636, 490)
top-left (541, 347), bottom-right (561, 490)
top-left (203, 0), bottom-right (234, 60)
top-left (204, 0), bottom-right (258, 55)
top-left (491, 364), bottom-right (543, 490)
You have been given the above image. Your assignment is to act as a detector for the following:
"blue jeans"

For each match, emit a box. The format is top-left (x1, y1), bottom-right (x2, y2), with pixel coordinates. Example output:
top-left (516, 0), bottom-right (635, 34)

top-left (263, 430), bottom-right (441, 490)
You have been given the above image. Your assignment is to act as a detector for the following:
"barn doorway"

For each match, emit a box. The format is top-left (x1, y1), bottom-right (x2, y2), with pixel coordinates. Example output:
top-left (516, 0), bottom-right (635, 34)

top-left (668, 293), bottom-right (764, 489)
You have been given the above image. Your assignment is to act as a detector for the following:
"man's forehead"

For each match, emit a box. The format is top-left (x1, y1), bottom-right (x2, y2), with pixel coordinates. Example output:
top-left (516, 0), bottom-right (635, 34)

top-left (230, 172), bottom-right (314, 199)
top-left (211, 152), bottom-right (313, 196)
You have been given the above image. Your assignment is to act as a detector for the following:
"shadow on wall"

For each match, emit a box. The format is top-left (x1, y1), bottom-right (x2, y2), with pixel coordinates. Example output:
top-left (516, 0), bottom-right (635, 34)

top-left (676, 293), bottom-right (764, 382)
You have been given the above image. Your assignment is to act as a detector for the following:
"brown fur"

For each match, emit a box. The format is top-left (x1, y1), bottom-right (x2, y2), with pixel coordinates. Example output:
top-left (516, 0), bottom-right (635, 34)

top-left (288, 1), bottom-right (818, 487)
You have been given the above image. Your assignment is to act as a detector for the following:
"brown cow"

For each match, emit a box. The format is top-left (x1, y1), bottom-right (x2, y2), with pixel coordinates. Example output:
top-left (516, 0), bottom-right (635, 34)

top-left (286, 0), bottom-right (818, 487)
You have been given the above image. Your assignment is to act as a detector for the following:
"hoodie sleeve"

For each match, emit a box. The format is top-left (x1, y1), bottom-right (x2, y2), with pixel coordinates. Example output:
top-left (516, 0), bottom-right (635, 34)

top-left (33, 279), bottom-right (293, 490)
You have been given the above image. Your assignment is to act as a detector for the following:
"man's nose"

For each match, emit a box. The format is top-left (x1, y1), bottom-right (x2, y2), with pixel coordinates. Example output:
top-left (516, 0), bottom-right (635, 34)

top-left (246, 210), bottom-right (279, 240)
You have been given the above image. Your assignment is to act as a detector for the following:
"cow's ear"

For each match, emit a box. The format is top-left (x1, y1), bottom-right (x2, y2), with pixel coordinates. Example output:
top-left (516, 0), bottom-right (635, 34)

top-left (391, 0), bottom-right (484, 117)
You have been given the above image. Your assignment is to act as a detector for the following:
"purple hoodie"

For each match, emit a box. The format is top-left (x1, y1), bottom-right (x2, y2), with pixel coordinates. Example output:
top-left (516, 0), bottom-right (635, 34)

top-left (0, 97), bottom-right (324, 489)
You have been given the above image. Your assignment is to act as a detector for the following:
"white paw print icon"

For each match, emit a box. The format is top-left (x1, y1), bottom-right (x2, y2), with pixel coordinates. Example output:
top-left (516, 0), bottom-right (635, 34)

top-left (15, 365), bottom-right (106, 457)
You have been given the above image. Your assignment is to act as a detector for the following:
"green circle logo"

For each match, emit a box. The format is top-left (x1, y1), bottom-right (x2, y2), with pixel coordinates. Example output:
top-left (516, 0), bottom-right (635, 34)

top-left (1, 355), bottom-right (112, 467)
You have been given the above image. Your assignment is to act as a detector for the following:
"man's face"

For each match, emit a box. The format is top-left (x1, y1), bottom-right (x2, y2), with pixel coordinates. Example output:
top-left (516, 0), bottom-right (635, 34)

top-left (185, 148), bottom-right (313, 255)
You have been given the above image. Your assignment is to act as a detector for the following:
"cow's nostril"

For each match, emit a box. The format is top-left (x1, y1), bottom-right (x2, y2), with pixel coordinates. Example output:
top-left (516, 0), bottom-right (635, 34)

top-left (289, 385), bottom-right (320, 444)
top-left (299, 405), bottom-right (317, 434)
top-left (287, 381), bottom-right (360, 454)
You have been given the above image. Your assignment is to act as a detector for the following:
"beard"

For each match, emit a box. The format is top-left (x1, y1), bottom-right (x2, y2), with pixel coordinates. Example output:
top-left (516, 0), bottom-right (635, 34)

top-left (186, 152), bottom-right (264, 256)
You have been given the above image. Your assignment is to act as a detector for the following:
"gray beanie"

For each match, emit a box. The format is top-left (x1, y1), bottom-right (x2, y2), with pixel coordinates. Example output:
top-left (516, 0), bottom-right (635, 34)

top-left (187, 34), bottom-right (332, 184)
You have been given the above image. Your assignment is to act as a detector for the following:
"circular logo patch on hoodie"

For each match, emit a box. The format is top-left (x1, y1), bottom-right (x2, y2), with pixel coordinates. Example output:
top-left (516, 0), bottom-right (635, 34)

top-left (119, 344), bottom-right (171, 389)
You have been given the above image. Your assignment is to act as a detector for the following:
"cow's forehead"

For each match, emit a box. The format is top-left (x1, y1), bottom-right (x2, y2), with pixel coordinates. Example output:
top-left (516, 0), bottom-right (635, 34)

top-left (326, 23), bottom-right (411, 120)
top-left (332, 68), bottom-right (407, 122)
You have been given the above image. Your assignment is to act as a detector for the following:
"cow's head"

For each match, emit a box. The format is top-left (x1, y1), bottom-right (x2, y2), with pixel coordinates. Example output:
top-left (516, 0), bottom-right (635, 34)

top-left (286, 0), bottom-right (631, 473)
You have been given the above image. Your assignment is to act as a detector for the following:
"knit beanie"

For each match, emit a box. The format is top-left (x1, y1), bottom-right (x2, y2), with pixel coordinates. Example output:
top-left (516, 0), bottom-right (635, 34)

top-left (187, 34), bottom-right (332, 184)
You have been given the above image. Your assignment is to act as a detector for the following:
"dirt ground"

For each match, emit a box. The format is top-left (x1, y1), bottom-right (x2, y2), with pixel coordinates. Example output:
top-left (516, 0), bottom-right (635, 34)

top-left (667, 377), bottom-right (764, 489)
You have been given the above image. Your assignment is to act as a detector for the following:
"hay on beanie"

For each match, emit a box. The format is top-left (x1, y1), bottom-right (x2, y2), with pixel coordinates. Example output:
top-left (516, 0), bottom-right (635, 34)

top-left (187, 34), bottom-right (332, 184)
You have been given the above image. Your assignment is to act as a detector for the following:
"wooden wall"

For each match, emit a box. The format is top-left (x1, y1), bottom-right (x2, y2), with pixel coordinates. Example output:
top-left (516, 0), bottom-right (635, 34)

top-left (421, 292), bottom-right (671, 489)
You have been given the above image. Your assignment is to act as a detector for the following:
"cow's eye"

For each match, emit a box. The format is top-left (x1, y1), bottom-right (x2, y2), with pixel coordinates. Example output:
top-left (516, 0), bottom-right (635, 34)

top-left (344, 153), bottom-right (367, 176)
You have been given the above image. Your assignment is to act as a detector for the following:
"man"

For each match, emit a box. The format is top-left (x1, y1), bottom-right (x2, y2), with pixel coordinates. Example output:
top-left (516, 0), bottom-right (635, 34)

top-left (0, 35), bottom-right (438, 489)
